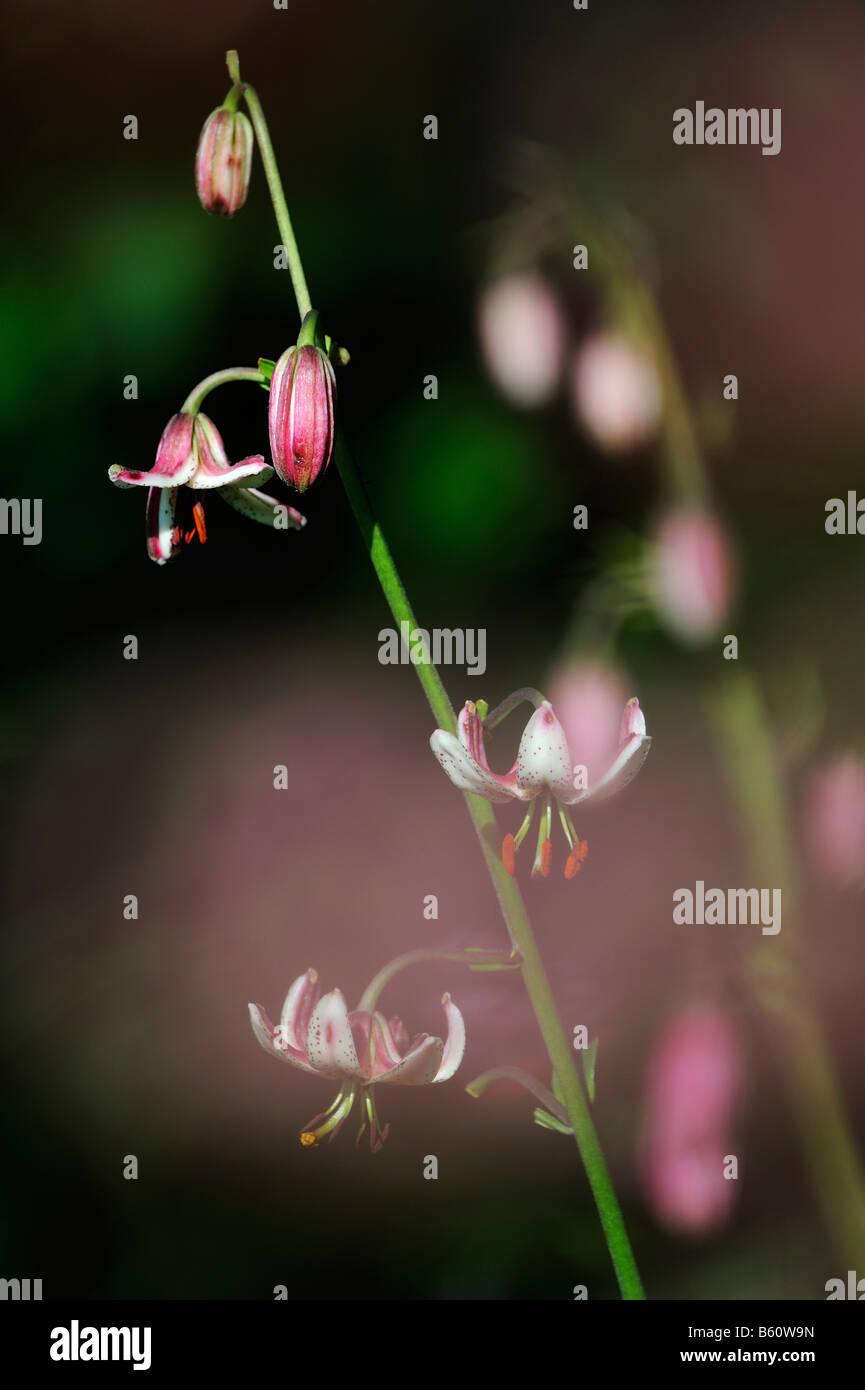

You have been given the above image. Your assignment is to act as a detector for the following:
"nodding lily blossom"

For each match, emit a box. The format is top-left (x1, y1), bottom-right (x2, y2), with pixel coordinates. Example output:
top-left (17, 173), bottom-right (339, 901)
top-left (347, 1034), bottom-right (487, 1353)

top-left (249, 970), bottom-right (466, 1152)
top-left (431, 693), bottom-right (651, 879)
top-left (109, 411), bottom-right (305, 564)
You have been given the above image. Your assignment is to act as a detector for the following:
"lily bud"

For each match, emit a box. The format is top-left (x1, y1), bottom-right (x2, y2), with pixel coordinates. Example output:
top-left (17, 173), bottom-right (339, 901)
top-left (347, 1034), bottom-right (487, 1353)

top-left (649, 506), bottom-right (734, 643)
top-left (640, 1004), bottom-right (744, 1235)
top-left (805, 755), bottom-right (865, 889)
top-left (571, 331), bottom-right (662, 454)
top-left (195, 106), bottom-right (253, 216)
top-left (477, 274), bottom-right (565, 407)
top-left (268, 343), bottom-right (336, 492)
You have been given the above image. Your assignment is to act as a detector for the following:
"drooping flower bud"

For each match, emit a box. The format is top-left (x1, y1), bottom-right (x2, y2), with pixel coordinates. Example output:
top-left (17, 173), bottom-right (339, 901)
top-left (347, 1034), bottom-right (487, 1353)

top-left (640, 1004), bottom-right (744, 1235)
top-left (477, 274), bottom-right (566, 407)
top-left (268, 332), bottom-right (337, 492)
top-left (571, 331), bottom-right (662, 453)
top-left (805, 755), bottom-right (865, 889)
top-left (548, 661), bottom-right (630, 788)
top-left (195, 106), bottom-right (254, 216)
top-left (648, 506), bottom-right (733, 643)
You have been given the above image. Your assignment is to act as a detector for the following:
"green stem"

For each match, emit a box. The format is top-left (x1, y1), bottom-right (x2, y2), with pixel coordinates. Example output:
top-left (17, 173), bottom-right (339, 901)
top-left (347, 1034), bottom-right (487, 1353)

top-left (358, 947), bottom-right (519, 1014)
top-left (227, 53), bottom-right (312, 323)
top-left (243, 67), bottom-right (646, 1301)
top-left (181, 366), bottom-right (264, 415)
top-left (336, 436), bottom-right (644, 1299)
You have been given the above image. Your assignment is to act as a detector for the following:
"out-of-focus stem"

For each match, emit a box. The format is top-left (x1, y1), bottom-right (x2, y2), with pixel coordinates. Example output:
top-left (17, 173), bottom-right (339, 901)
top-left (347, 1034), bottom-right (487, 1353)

top-left (708, 670), bottom-right (865, 1267)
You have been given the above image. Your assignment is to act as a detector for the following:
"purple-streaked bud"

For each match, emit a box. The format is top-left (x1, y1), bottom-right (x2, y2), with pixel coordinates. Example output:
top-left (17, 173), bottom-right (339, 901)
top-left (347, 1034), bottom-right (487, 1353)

top-left (571, 332), bottom-right (662, 453)
top-left (477, 274), bottom-right (566, 407)
top-left (805, 755), bottom-right (865, 889)
top-left (640, 1004), bottom-right (744, 1235)
top-left (649, 506), bottom-right (734, 643)
top-left (268, 344), bottom-right (336, 492)
top-left (195, 107), bottom-right (253, 216)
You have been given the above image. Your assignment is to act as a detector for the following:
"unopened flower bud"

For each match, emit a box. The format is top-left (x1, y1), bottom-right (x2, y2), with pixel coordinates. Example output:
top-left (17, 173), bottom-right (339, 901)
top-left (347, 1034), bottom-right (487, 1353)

top-left (195, 106), bottom-right (253, 216)
top-left (649, 506), bottom-right (734, 643)
top-left (477, 274), bottom-right (565, 407)
top-left (805, 755), bottom-right (865, 889)
top-left (571, 331), bottom-right (662, 453)
top-left (268, 343), bottom-right (336, 492)
top-left (640, 1004), bottom-right (744, 1235)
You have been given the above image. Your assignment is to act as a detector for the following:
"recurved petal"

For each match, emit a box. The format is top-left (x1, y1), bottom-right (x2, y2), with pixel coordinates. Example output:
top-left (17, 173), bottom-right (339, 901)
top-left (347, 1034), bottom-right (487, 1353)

top-left (565, 697), bottom-right (651, 805)
top-left (110, 413), bottom-right (198, 487)
top-left (372, 1033), bottom-right (444, 1086)
top-left (433, 992), bottom-right (466, 1082)
top-left (217, 486), bottom-right (307, 530)
top-left (279, 969), bottom-right (320, 1052)
top-left (189, 415), bottom-right (274, 489)
top-left (515, 702), bottom-right (574, 800)
top-left (146, 486), bottom-right (180, 565)
top-left (368, 1012), bottom-right (405, 1079)
top-left (248, 1002), bottom-right (318, 1073)
top-left (306, 989), bottom-right (364, 1079)
top-left (430, 729), bottom-right (520, 803)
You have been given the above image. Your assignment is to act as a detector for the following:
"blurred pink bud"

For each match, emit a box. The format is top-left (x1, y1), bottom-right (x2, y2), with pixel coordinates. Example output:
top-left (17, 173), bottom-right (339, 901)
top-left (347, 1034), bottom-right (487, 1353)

top-left (649, 506), bottom-right (733, 642)
top-left (805, 755), bottom-right (865, 888)
top-left (268, 344), bottom-right (337, 492)
top-left (477, 274), bottom-right (566, 406)
top-left (641, 1005), bottom-right (744, 1235)
top-left (571, 332), bottom-right (662, 453)
top-left (195, 106), bottom-right (253, 216)
top-left (547, 661), bottom-right (630, 788)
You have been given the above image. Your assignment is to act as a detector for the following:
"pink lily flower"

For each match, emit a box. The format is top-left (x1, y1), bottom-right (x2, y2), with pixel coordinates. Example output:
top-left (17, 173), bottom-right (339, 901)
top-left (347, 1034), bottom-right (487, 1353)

top-left (109, 411), bottom-right (305, 564)
top-left (249, 969), bottom-right (466, 1152)
top-left (430, 693), bottom-right (650, 879)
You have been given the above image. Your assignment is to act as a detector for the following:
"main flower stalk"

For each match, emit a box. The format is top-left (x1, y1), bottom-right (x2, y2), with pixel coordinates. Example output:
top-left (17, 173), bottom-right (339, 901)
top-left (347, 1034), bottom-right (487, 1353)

top-left (230, 52), bottom-right (645, 1299)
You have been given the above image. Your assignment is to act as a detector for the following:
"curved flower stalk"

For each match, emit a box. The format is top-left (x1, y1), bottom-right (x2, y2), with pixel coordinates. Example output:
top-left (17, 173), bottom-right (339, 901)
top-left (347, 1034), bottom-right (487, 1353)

top-left (431, 690), bottom-right (650, 879)
top-left (109, 386), bottom-right (306, 564)
top-left (249, 968), bottom-right (465, 1152)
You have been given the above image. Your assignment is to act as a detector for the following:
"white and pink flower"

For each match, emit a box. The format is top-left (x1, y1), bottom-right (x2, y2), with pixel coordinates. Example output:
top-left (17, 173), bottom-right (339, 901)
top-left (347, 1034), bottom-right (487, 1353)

top-left (249, 969), bottom-right (465, 1151)
top-left (430, 692), bottom-right (650, 879)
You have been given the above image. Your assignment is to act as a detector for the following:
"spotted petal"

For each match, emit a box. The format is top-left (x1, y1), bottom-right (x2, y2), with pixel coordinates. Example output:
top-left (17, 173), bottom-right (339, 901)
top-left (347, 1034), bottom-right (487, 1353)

top-left (217, 485), bottom-right (306, 529)
top-left (515, 702), bottom-right (575, 800)
top-left (306, 989), bottom-right (364, 1079)
top-left (248, 1002), bottom-right (318, 1073)
top-left (279, 969), bottom-right (320, 1052)
top-left (430, 729), bottom-right (522, 803)
top-left (146, 486), bottom-right (180, 566)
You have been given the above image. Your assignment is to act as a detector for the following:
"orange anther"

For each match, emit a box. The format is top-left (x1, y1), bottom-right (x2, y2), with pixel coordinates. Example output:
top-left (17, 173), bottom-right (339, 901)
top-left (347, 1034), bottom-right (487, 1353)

top-left (502, 833), bottom-right (516, 876)
top-left (192, 501), bottom-right (207, 543)
top-left (540, 837), bottom-right (552, 877)
top-left (579, 840), bottom-right (589, 862)
top-left (564, 852), bottom-right (579, 880)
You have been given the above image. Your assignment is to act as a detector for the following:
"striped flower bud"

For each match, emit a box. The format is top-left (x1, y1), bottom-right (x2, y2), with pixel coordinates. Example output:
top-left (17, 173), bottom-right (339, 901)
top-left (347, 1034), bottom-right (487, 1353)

top-left (195, 107), bottom-right (253, 216)
top-left (268, 343), bottom-right (336, 492)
